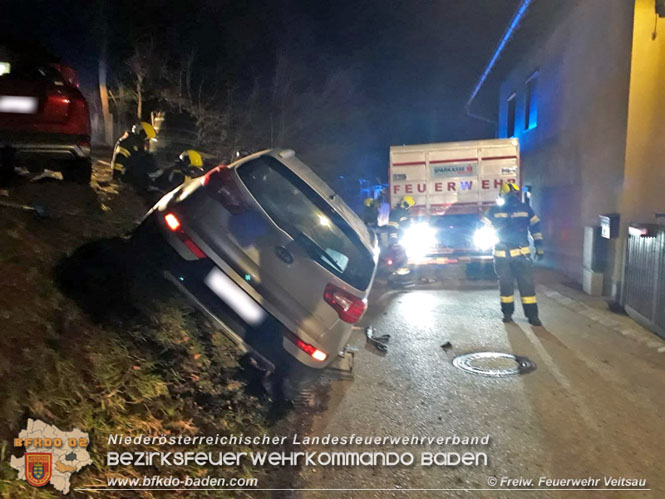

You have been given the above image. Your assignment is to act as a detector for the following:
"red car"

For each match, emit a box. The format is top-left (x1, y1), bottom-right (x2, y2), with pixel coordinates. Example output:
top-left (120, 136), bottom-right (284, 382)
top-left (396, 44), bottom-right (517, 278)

top-left (0, 42), bottom-right (91, 183)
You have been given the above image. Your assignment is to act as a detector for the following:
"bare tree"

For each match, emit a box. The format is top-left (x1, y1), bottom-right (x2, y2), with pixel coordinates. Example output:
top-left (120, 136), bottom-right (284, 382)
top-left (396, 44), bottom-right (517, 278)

top-left (108, 37), bottom-right (162, 126)
top-left (125, 39), bottom-right (158, 120)
top-left (267, 53), bottom-right (368, 175)
top-left (160, 54), bottom-right (228, 149)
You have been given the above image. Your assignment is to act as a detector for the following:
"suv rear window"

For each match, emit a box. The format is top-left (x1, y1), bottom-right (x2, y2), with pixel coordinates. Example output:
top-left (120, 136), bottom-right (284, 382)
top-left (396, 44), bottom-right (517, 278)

top-left (237, 156), bottom-right (374, 290)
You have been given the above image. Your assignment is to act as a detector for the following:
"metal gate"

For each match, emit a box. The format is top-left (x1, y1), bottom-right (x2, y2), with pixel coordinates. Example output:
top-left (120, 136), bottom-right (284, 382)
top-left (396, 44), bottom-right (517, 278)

top-left (623, 224), bottom-right (665, 339)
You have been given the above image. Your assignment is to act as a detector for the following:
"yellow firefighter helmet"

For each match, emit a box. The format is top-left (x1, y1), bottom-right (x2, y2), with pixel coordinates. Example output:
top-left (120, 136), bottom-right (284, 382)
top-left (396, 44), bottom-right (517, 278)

top-left (132, 121), bottom-right (157, 140)
top-left (179, 149), bottom-right (204, 169)
top-left (500, 182), bottom-right (520, 196)
top-left (400, 195), bottom-right (415, 209)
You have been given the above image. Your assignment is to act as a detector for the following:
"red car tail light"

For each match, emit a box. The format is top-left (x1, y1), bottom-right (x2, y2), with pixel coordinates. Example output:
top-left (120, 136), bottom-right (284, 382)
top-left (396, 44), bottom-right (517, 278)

top-left (67, 94), bottom-right (91, 136)
top-left (164, 213), bottom-right (206, 259)
top-left (323, 284), bottom-right (366, 324)
top-left (43, 91), bottom-right (71, 121)
top-left (43, 89), bottom-right (90, 136)
top-left (203, 166), bottom-right (247, 214)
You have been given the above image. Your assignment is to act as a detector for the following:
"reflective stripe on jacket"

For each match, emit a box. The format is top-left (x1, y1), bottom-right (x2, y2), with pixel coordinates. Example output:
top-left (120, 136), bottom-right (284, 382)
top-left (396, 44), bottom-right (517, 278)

top-left (487, 199), bottom-right (543, 258)
top-left (111, 134), bottom-right (145, 174)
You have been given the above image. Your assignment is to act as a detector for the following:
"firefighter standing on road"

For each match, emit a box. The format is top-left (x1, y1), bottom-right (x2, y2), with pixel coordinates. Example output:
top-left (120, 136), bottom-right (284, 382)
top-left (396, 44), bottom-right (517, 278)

top-left (111, 122), bottom-right (157, 187)
top-left (486, 183), bottom-right (544, 326)
top-left (385, 195), bottom-right (415, 278)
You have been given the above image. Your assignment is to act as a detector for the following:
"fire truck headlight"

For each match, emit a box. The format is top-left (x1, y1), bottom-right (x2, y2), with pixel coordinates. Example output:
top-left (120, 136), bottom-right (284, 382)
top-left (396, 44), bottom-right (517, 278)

top-left (474, 226), bottom-right (499, 251)
top-left (400, 223), bottom-right (437, 258)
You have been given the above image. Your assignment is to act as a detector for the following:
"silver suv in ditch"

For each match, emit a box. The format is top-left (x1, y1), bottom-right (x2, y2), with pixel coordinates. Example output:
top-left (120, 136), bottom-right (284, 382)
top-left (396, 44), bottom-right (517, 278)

top-left (133, 149), bottom-right (378, 388)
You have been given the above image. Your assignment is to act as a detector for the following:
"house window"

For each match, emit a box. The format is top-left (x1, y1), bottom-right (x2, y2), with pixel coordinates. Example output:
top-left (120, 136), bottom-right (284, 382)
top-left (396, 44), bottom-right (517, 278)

top-left (507, 94), bottom-right (516, 138)
top-left (524, 72), bottom-right (538, 130)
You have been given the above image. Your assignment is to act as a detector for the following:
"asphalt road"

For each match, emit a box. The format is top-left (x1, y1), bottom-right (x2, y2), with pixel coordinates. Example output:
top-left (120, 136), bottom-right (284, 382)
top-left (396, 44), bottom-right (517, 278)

top-left (292, 268), bottom-right (665, 499)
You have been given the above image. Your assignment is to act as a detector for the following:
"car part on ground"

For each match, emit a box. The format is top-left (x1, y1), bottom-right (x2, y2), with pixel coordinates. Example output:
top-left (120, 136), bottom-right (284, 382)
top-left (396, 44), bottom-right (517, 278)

top-left (365, 325), bottom-right (390, 353)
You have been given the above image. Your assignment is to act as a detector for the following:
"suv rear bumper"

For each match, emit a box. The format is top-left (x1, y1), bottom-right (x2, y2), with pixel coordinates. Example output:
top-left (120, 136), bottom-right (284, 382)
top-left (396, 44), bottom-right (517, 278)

top-left (0, 133), bottom-right (91, 160)
top-left (409, 251), bottom-right (494, 266)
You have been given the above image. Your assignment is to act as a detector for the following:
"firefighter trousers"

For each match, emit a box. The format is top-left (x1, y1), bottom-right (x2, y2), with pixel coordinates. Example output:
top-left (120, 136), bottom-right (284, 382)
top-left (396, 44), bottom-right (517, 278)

top-left (494, 256), bottom-right (539, 319)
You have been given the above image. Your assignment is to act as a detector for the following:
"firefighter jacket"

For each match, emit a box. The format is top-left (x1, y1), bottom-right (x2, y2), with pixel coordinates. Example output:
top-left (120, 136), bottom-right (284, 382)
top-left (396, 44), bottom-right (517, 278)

top-left (388, 206), bottom-right (410, 229)
top-left (111, 133), bottom-right (147, 178)
top-left (150, 161), bottom-right (203, 193)
top-left (362, 200), bottom-right (380, 226)
top-left (486, 199), bottom-right (543, 258)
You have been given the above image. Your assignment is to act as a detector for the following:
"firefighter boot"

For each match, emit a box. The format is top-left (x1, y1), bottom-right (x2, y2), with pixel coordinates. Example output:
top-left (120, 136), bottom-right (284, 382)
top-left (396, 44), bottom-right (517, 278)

top-left (522, 300), bottom-right (542, 326)
top-left (500, 297), bottom-right (514, 323)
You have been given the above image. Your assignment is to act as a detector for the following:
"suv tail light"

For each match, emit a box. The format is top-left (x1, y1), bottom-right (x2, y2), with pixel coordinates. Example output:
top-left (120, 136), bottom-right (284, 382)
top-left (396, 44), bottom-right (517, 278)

top-left (203, 166), bottom-right (247, 214)
top-left (164, 213), bottom-right (206, 259)
top-left (297, 340), bottom-right (328, 362)
top-left (285, 332), bottom-right (327, 362)
top-left (324, 284), bottom-right (366, 324)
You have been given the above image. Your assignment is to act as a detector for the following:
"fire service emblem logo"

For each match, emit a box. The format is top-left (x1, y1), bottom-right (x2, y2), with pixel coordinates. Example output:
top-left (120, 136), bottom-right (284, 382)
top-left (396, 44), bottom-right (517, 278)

top-left (25, 453), bottom-right (52, 487)
top-left (11, 419), bottom-right (92, 494)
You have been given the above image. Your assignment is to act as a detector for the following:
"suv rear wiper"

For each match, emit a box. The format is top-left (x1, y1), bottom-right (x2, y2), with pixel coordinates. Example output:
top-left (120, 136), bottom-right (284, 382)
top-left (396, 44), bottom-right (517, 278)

top-left (293, 231), bottom-right (345, 274)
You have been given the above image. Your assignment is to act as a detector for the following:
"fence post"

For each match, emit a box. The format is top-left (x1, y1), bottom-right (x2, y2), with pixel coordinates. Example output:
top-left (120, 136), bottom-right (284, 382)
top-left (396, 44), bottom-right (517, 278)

top-left (649, 234), bottom-right (660, 323)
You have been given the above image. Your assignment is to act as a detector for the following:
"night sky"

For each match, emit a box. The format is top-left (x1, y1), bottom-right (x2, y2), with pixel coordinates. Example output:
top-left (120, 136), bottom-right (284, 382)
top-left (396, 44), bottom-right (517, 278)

top-left (1, 0), bottom-right (520, 180)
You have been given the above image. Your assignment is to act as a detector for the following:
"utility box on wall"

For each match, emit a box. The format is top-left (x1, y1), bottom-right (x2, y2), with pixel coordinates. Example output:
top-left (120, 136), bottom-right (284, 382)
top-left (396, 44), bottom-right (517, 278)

top-left (583, 225), bottom-right (608, 271)
top-left (583, 226), bottom-right (606, 296)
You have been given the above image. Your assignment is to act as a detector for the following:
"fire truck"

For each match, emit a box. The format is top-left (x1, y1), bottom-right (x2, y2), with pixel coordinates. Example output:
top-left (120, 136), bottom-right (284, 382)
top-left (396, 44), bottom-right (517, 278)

top-left (388, 138), bottom-right (520, 273)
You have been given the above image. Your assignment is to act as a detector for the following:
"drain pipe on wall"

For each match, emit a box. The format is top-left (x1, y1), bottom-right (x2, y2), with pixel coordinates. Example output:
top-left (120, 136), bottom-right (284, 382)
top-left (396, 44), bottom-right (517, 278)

top-left (465, 0), bottom-right (533, 136)
top-left (464, 104), bottom-right (498, 136)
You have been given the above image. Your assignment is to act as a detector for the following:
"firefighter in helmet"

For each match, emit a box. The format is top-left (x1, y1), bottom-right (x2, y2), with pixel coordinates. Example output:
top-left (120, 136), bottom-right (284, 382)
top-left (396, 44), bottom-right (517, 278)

top-left (179, 149), bottom-right (205, 179)
top-left (111, 121), bottom-right (157, 187)
top-left (384, 195), bottom-right (415, 281)
top-left (362, 196), bottom-right (380, 227)
top-left (485, 182), bottom-right (544, 326)
top-left (388, 195), bottom-right (415, 230)
top-left (148, 149), bottom-right (205, 196)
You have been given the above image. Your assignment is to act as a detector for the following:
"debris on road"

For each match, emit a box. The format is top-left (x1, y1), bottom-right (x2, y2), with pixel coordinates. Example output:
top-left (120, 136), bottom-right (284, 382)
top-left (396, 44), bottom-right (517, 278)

top-left (440, 341), bottom-right (453, 351)
top-left (365, 325), bottom-right (390, 353)
top-left (30, 169), bottom-right (64, 183)
top-left (0, 199), bottom-right (47, 217)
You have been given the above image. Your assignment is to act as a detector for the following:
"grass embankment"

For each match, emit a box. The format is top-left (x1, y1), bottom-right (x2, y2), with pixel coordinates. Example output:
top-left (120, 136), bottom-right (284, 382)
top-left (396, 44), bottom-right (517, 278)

top-left (0, 179), bottom-right (272, 497)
